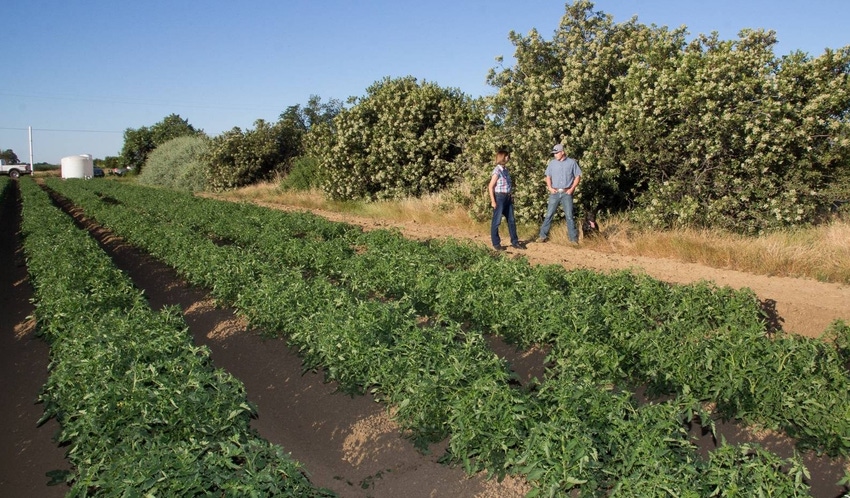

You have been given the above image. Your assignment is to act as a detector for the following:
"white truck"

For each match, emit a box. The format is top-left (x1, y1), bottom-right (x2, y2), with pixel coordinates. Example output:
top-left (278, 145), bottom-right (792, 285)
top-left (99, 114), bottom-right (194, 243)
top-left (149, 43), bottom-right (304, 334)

top-left (0, 159), bottom-right (32, 178)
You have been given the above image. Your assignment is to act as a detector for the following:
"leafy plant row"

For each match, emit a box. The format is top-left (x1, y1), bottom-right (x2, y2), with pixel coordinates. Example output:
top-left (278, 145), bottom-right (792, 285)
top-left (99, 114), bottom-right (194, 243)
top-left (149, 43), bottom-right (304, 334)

top-left (42, 178), bottom-right (835, 496)
top-left (48, 179), bottom-right (850, 458)
top-left (16, 178), bottom-right (334, 497)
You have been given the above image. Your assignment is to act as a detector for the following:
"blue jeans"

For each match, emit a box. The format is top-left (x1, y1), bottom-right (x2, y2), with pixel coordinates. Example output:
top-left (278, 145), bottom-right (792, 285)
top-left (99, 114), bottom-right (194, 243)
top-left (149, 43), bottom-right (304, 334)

top-left (491, 193), bottom-right (519, 247)
top-left (539, 192), bottom-right (578, 242)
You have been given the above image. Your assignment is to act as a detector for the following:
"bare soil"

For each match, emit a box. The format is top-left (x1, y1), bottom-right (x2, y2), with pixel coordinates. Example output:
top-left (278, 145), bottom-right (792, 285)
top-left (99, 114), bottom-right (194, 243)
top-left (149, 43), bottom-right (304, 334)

top-left (2, 184), bottom-right (849, 497)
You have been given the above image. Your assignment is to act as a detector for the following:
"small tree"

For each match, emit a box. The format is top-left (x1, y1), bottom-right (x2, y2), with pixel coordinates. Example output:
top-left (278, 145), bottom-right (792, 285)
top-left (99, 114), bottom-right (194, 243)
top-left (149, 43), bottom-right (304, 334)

top-left (277, 95), bottom-right (343, 173)
top-left (120, 114), bottom-right (203, 172)
top-left (308, 76), bottom-right (484, 201)
top-left (204, 119), bottom-right (287, 191)
top-left (0, 149), bottom-right (21, 164)
top-left (138, 135), bottom-right (210, 192)
top-left (279, 95), bottom-right (343, 140)
top-left (204, 96), bottom-right (342, 192)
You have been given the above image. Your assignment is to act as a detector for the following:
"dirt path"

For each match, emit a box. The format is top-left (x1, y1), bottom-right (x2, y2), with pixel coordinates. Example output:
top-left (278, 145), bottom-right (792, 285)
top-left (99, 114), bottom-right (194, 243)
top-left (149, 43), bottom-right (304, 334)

top-left (2, 185), bottom-right (849, 497)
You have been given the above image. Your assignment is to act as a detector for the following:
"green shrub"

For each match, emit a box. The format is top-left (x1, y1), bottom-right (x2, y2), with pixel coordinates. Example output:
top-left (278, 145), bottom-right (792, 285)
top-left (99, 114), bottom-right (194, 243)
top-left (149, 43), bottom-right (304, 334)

top-left (138, 135), bottom-right (210, 192)
top-left (205, 119), bottom-right (301, 192)
top-left (280, 155), bottom-right (322, 191)
top-left (468, 1), bottom-right (850, 233)
top-left (309, 76), bottom-right (484, 201)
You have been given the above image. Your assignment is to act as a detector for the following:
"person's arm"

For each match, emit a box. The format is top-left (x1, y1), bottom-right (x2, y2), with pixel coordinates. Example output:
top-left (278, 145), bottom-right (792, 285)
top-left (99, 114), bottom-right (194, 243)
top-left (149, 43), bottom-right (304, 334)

top-left (567, 175), bottom-right (580, 195)
top-left (488, 174), bottom-right (498, 208)
top-left (544, 175), bottom-right (554, 194)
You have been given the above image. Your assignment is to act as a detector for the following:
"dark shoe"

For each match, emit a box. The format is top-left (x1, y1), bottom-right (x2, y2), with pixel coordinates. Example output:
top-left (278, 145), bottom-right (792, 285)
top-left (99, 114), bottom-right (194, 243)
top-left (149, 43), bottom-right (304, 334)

top-left (511, 243), bottom-right (526, 250)
top-left (493, 245), bottom-right (506, 251)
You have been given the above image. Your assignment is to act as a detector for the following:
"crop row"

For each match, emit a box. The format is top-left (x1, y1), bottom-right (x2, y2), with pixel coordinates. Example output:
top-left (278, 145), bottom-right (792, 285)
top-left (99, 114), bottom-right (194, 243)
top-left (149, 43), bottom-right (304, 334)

top-left (41, 178), bottom-right (850, 495)
top-left (45, 178), bottom-right (850, 453)
top-left (16, 178), bottom-right (334, 497)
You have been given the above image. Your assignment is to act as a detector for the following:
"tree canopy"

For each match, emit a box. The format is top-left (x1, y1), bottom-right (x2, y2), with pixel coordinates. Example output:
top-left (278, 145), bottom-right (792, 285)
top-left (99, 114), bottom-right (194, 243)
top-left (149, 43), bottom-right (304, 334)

top-left (120, 114), bottom-right (203, 172)
top-left (308, 76), bottom-right (484, 201)
top-left (464, 0), bottom-right (850, 233)
top-left (1, 149), bottom-right (22, 164)
top-left (203, 96), bottom-right (342, 192)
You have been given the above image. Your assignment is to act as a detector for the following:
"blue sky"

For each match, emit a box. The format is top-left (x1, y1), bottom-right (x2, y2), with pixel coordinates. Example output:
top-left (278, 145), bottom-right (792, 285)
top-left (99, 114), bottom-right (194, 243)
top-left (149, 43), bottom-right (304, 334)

top-left (2, 0), bottom-right (848, 164)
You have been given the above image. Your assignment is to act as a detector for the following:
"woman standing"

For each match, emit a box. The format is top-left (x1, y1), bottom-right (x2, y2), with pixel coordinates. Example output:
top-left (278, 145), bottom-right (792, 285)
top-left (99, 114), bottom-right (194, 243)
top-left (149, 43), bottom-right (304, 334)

top-left (488, 149), bottom-right (524, 251)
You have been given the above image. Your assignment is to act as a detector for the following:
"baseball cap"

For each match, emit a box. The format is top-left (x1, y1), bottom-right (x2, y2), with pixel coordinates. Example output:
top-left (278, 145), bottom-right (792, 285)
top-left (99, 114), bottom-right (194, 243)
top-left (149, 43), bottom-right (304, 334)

top-left (552, 144), bottom-right (564, 153)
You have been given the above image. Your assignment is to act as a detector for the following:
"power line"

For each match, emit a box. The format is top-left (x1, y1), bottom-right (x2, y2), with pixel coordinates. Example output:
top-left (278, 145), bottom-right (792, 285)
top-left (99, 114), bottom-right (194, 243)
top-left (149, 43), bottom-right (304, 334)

top-left (0, 91), bottom-right (280, 113)
top-left (0, 126), bottom-right (122, 134)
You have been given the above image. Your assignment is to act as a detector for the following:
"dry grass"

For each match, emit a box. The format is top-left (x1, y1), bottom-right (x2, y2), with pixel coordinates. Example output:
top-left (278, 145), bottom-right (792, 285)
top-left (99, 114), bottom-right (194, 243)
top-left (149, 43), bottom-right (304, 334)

top-left (32, 169), bottom-right (61, 178)
top-left (214, 181), bottom-right (481, 230)
top-left (584, 215), bottom-right (850, 284)
top-left (216, 181), bottom-right (850, 285)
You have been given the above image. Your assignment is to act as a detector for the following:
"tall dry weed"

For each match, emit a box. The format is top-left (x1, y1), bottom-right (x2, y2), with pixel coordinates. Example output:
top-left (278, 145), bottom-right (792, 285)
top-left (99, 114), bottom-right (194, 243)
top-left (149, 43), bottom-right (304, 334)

top-left (584, 215), bottom-right (850, 284)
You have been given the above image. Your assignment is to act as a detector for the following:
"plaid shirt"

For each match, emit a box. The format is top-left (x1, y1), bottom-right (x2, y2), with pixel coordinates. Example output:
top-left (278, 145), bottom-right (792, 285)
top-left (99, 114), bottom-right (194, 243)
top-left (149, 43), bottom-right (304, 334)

top-left (491, 165), bottom-right (512, 194)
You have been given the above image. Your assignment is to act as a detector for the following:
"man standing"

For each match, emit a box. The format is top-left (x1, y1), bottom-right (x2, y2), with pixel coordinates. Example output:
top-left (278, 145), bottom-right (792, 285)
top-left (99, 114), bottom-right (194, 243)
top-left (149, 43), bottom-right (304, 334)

top-left (538, 143), bottom-right (582, 244)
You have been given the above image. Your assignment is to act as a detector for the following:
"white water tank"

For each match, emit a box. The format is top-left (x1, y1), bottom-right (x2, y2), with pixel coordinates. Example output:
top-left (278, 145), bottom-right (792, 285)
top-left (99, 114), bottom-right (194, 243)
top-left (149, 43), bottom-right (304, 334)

top-left (61, 154), bottom-right (94, 179)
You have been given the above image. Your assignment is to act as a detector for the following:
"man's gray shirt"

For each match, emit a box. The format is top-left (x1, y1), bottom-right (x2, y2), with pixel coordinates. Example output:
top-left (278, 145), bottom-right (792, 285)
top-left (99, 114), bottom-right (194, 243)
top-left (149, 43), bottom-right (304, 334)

top-left (545, 157), bottom-right (582, 190)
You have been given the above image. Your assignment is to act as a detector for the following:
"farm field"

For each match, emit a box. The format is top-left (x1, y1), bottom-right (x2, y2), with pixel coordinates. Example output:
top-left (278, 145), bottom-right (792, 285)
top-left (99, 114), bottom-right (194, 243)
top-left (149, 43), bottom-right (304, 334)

top-left (225, 192), bottom-right (850, 342)
top-left (2, 176), bottom-right (850, 497)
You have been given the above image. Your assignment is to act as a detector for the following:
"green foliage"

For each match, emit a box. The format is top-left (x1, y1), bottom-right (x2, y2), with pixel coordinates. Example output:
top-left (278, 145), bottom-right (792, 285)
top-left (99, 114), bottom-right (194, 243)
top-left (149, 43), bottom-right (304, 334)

top-left (45, 179), bottom-right (838, 495)
top-left (1, 148), bottom-right (21, 164)
top-left (120, 114), bottom-right (203, 172)
top-left (466, 0), bottom-right (667, 224)
top-left (18, 178), bottom-right (332, 496)
top-left (308, 76), bottom-right (485, 201)
top-left (822, 320), bottom-right (850, 368)
top-left (470, 0), bottom-right (850, 233)
top-left (701, 443), bottom-right (810, 497)
top-left (94, 155), bottom-right (121, 171)
top-left (0, 177), bottom-right (9, 201)
top-left (33, 162), bottom-right (59, 171)
top-left (280, 155), bottom-right (322, 191)
top-left (605, 33), bottom-right (850, 234)
top-left (138, 135), bottom-right (211, 192)
top-left (279, 94), bottom-right (343, 148)
top-left (204, 119), bottom-right (292, 191)
top-left (203, 96), bottom-right (341, 193)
